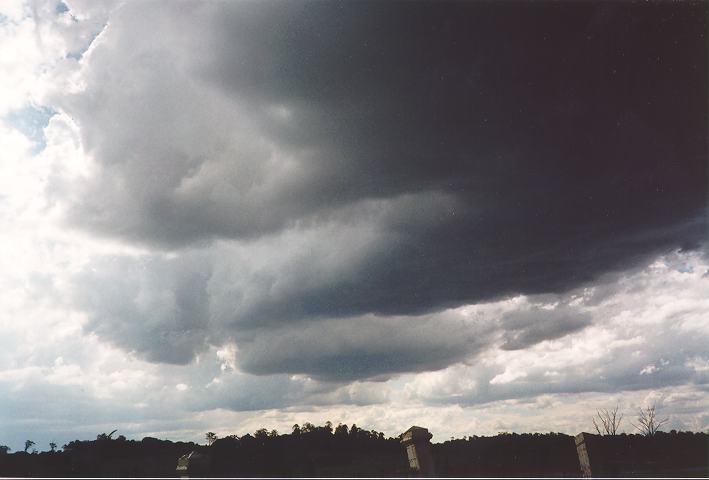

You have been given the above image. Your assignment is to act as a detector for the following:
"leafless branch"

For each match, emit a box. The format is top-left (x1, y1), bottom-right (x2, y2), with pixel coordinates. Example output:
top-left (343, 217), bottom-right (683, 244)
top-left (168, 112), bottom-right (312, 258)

top-left (631, 404), bottom-right (668, 436)
top-left (592, 404), bottom-right (623, 435)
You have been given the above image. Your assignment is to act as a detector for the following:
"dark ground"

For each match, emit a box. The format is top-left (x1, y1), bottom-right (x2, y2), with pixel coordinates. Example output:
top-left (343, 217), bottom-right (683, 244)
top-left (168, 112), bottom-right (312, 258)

top-left (0, 424), bottom-right (706, 477)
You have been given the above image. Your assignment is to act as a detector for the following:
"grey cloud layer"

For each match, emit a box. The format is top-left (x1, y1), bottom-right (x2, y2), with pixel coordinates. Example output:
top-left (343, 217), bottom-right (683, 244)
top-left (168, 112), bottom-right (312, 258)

top-left (74, 240), bottom-right (497, 377)
top-left (499, 307), bottom-right (592, 351)
top-left (73, 248), bottom-right (709, 403)
top-left (51, 2), bottom-right (708, 379)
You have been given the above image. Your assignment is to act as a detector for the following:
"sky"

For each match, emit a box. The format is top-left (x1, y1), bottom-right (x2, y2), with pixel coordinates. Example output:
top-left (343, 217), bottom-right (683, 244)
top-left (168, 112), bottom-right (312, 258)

top-left (0, 0), bottom-right (708, 452)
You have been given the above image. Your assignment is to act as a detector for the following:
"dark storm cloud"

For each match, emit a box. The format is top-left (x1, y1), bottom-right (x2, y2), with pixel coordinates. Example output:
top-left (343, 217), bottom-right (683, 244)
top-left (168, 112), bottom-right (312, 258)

top-left (59, 1), bottom-right (707, 376)
top-left (499, 307), bottom-right (592, 351)
top-left (233, 313), bottom-right (493, 381)
top-left (73, 244), bottom-right (497, 375)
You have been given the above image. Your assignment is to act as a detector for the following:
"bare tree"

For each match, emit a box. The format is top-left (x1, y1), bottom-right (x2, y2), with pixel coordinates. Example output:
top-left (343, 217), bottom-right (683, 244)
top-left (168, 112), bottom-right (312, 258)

top-left (24, 440), bottom-right (35, 452)
top-left (205, 432), bottom-right (218, 446)
top-left (632, 404), bottom-right (668, 436)
top-left (96, 429), bottom-right (118, 441)
top-left (592, 404), bottom-right (623, 435)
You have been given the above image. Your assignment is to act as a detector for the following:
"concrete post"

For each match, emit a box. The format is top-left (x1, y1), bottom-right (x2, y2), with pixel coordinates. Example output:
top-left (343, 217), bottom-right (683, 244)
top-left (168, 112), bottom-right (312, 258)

top-left (401, 426), bottom-right (435, 477)
top-left (575, 432), bottom-right (595, 477)
top-left (176, 450), bottom-right (209, 479)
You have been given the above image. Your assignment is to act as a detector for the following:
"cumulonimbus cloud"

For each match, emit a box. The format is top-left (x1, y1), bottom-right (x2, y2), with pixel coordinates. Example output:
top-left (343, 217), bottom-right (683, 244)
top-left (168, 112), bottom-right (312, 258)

top-left (44, 1), bottom-right (707, 379)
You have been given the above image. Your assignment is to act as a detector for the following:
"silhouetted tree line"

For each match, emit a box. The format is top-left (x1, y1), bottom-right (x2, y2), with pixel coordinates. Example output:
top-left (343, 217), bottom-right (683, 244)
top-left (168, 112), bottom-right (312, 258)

top-left (433, 432), bottom-right (581, 477)
top-left (207, 422), bottom-right (408, 477)
top-left (0, 424), bottom-right (706, 477)
top-left (0, 433), bottom-right (198, 477)
top-left (576, 430), bottom-right (709, 477)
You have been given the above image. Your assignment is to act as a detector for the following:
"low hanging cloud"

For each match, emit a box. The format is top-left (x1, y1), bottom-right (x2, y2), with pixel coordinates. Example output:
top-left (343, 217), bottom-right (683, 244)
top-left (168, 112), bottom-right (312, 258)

top-left (499, 307), bottom-right (592, 351)
top-left (72, 245), bottom-right (709, 389)
top-left (233, 314), bottom-right (491, 382)
top-left (73, 238), bottom-right (497, 377)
